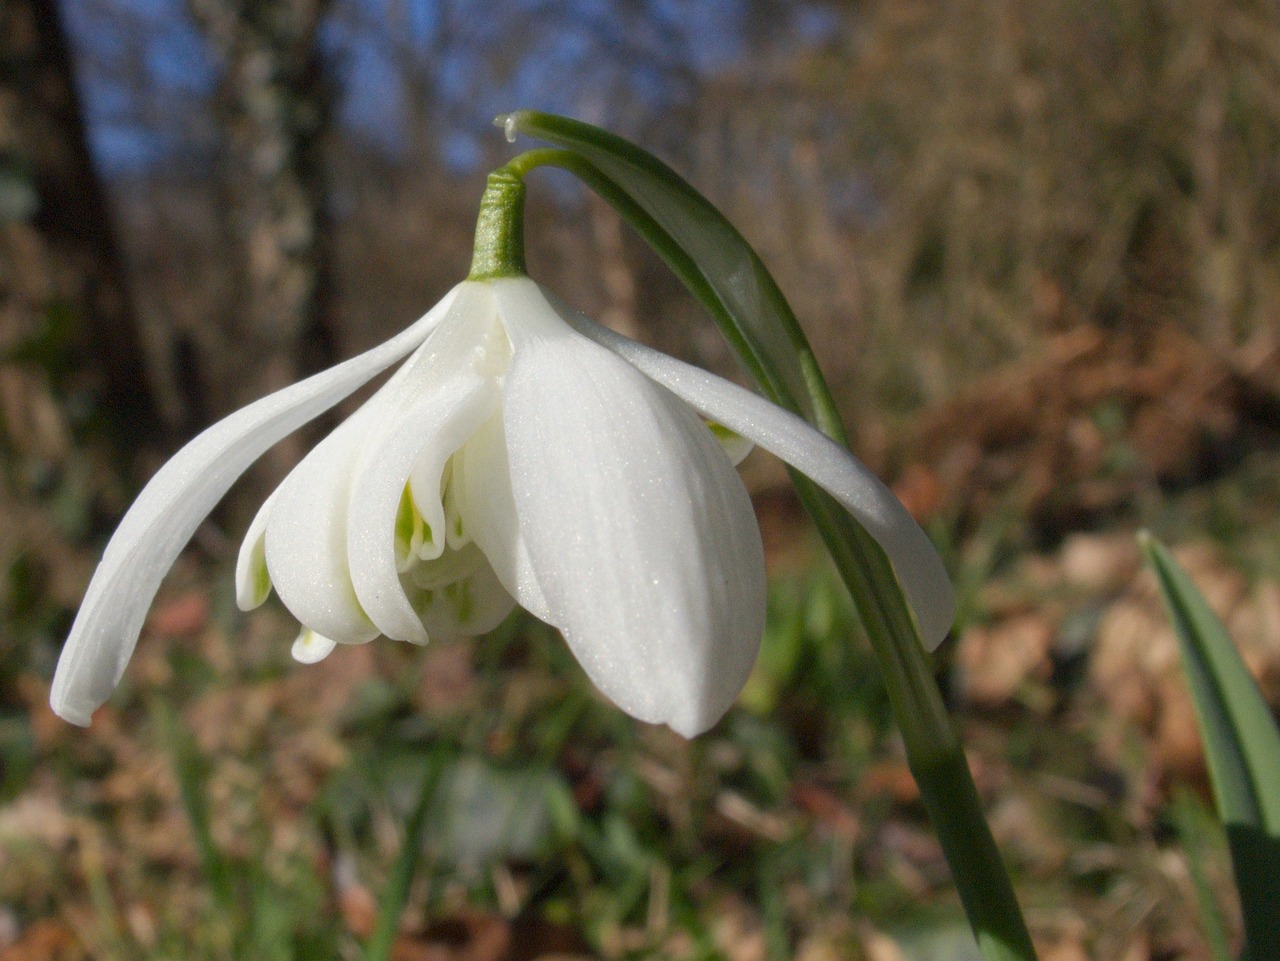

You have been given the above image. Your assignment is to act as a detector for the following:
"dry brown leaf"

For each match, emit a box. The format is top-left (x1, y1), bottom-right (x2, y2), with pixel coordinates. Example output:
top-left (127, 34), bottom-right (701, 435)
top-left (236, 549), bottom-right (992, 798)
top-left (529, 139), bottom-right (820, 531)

top-left (910, 324), bottom-right (1256, 533)
top-left (145, 590), bottom-right (209, 637)
top-left (0, 919), bottom-right (84, 961)
top-left (891, 463), bottom-right (944, 524)
top-left (1039, 935), bottom-right (1090, 961)
top-left (792, 782), bottom-right (861, 841)
top-left (1058, 532), bottom-right (1140, 594)
top-left (860, 761), bottom-right (919, 804)
top-left (860, 927), bottom-right (908, 961)
top-left (956, 613), bottom-right (1056, 707)
top-left (1088, 540), bottom-right (1280, 791)
top-left (710, 896), bottom-right (767, 961)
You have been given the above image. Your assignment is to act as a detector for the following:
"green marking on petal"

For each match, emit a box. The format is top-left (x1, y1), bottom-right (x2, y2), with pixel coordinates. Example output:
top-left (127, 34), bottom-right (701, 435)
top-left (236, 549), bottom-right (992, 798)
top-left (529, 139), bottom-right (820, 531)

top-left (455, 579), bottom-right (475, 623)
top-left (706, 418), bottom-right (754, 466)
top-left (395, 486), bottom-right (419, 571)
top-left (707, 420), bottom-right (736, 442)
top-left (438, 579), bottom-right (474, 624)
top-left (239, 534), bottom-right (273, 610)
top-left (291, 628), bottom-right (338, 664)
top-left (252, 557), bottom-right (272, 607)
top-left (442, 460), bottom-right (470, 549)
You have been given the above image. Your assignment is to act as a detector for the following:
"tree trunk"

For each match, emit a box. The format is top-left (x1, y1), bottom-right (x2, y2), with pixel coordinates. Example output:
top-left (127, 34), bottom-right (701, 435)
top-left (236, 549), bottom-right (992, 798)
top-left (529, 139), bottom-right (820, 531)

top-left (186, 0), bottom-right (338, 457)
top-left (0, 0), bottom-right (159, 447)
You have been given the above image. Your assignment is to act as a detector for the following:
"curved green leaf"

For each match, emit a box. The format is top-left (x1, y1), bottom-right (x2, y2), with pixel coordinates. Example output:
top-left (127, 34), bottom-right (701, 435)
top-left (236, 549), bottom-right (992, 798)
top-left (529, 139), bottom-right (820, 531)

top-left (1140, 532), bottom-right (1280, 959)
top-left (499, 110), bottom-right (838, 434)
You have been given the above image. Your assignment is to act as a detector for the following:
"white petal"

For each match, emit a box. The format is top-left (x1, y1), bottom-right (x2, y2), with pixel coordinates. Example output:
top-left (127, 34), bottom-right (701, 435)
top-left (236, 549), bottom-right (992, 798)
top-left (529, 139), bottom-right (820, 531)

top-left (496, 279), bottom-right (766, 737)
top-left (292, 628), bottom-right (338, 664)
top-left (49, 285), bottom-right (464, 726)
top-left (452, 410), bottom-right (553, 623)
top-left (265, 407), bottom-right (381, 644)
top-left (564, 310), bottom-right (956, 649)
top-left (347, 372), bottom-right (496, 643)
top-left (235, 489), bottom-right (278, 610)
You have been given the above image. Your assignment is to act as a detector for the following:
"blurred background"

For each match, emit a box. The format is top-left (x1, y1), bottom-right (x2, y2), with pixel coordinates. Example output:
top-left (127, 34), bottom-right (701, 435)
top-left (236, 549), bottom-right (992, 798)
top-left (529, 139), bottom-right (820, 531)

top-left (4, 0), bottom-right (1280, 958)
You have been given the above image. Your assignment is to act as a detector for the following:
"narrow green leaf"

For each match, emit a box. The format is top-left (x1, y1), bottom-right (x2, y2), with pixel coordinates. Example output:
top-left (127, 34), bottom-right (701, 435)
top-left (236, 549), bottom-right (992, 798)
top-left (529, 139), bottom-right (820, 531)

top-left (364, 746), bottom-right (450, 961)
top-left (1140, 532), bottom-right (1280, 956)
top-left (1169, 790), bottom-right (1235, 961)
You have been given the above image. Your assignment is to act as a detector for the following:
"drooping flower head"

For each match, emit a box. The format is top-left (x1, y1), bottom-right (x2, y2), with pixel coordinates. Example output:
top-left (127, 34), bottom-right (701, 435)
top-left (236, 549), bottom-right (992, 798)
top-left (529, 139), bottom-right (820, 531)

top-left (51, 168), bottom-right (954, 738)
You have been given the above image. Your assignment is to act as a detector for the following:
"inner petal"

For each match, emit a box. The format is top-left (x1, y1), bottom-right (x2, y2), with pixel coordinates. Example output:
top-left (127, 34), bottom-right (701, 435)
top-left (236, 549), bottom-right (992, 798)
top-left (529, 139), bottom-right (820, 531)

top-left (400, 542), bottom-right (517, 641)
top-left (292, 628), bottom-right (338, 664)
top-left (346, 373), bottom-right (498, 643)
top-left (452, 409), bottom-right (553, 624)
top-left (236, 489), bottom-right (279, 611)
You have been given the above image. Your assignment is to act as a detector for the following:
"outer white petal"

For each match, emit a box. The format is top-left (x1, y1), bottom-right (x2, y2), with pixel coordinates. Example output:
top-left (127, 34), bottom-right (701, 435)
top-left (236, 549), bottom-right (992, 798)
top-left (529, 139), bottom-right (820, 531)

top-left (49, 285), bottom-right (464, 726)
top-left (347, 372), bottom-right (496, 643)
top-left (564, 310), bottom-right (956, 649)
top-left (495, 279), bottom-right (766, 738)
top-left (265, 406), bottom-right (381, 644)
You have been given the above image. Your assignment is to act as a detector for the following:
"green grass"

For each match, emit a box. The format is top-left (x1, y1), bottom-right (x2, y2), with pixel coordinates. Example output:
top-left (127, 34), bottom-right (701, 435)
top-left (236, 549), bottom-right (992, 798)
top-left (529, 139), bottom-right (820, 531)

top-left (0, 531), bottom-right (1256, 960)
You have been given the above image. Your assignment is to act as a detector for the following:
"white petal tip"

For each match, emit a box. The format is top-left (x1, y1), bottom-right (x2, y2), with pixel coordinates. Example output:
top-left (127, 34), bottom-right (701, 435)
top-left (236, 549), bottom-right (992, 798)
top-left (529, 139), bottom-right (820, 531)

top-left (706, 420), bottom-right (754, 467)
top-left (291, 629), bottom-right (338, 665)
top-left (50, 698), bottom-right (94, 727)
top-left (667, 714), bottom-right (718, 740)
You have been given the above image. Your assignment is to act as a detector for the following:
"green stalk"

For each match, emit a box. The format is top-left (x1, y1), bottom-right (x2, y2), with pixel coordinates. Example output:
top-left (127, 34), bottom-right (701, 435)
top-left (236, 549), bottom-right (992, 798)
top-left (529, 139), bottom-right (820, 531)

top-left (796, 482), bottom-right (1036, 961)
top-left (469, 170), bottom-right (527, 280)
top-left (491, 132), bottom-right (1038, 960)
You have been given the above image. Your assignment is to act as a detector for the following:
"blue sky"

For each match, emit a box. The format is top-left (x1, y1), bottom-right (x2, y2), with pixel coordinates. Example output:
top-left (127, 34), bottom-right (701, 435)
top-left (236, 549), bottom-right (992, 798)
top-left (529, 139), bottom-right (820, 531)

top-left (63, 0), bottom-right (841, 175)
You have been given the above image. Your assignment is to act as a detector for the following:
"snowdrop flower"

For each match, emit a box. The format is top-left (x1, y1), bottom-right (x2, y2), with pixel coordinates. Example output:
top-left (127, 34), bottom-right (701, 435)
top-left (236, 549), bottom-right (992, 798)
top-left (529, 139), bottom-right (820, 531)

top-left (51, 174), bottom-right (954, 738)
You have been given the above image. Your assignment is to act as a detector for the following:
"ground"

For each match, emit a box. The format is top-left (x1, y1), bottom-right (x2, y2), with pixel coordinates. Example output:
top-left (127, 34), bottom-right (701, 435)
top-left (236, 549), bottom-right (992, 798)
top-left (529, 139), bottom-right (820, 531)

top-left (3, 323), bottom-right (1279, 961)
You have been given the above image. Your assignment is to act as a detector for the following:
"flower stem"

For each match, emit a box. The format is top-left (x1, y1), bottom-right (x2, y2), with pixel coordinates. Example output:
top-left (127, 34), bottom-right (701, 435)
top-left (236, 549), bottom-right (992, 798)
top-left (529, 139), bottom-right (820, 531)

top-left (796, 484), bottom-right (1037, 961)
top-left (493, 135), bottom-right (1037, 960)
top-left (468, 170), bottom-right (527, 280)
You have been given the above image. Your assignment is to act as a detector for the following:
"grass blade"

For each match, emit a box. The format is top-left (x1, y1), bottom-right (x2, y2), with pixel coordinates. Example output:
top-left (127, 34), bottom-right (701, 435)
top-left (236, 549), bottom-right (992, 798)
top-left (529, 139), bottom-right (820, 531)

top-left (152, 701), bottom-right (237, 919)
top-left (1170, 790), bottom-right (1234, 961)
top-left (1140, 532), bottom-right (1280, 957)
top-left (364, 746), bottom-right (450, 961)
